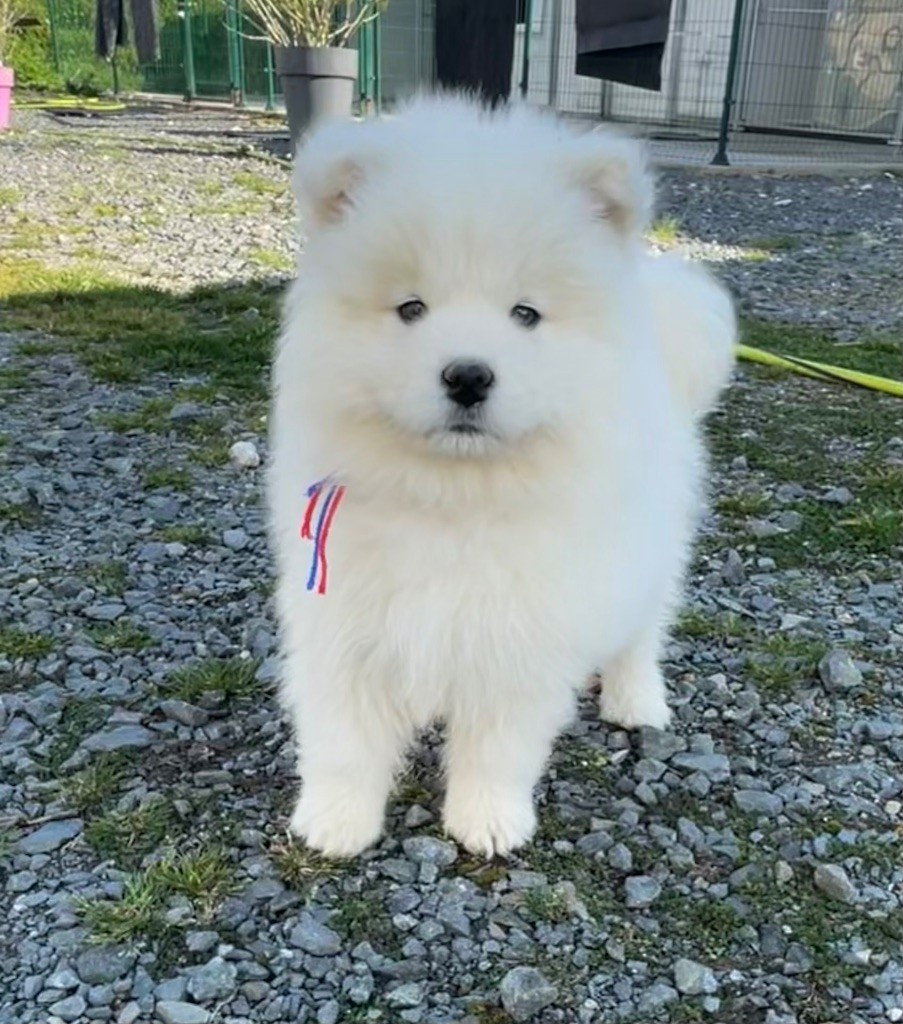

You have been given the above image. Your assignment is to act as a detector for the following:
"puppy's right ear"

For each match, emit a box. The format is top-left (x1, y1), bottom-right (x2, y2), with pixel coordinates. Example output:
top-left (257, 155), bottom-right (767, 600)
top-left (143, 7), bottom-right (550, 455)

top-left (292, 119), bottom-right (376, 230)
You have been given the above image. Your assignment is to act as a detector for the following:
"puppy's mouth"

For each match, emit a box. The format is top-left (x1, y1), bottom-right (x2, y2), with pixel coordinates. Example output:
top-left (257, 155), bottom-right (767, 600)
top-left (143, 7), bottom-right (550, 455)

top-left (444, 409), bottom-right (487, 436)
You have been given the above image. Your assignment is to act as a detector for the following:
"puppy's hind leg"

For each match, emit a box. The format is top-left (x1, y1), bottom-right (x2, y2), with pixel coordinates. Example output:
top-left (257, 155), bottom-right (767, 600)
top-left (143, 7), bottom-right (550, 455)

top-left (599, 623), bottom-right (672, 731)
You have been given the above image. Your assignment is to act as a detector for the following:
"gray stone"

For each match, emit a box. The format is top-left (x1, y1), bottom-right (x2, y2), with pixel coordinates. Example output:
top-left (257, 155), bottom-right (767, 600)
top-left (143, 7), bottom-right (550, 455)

top-left (608, 843), bottom-right (633, 872)
top-left (387, 982), bottom-right (425, 1007)
top-left (733, 790), bottom-right (784, 816)
top-left (673, 957), bottom-right (718, 995)
top-left (7, 869), bottom-right (39, 892)
top-left (721, 548), bottom-right (746, 584)
top-left (82, 725), bottom-right (156, 752)
top-left (169, 402), bottom-right (204, 422)
top-left (155, 978), bottom-right (187, 1001)
top-left (156, 1001), bottom-right (211, 1024)
top-left (814, 863), bottom-right (857, 904)
top-left (75, 946), bottom-right (135, 984)
top-left (822, 486), bottom-right (854, 505)
top-left (638, 982), bottom-right (679, 1013)
top-left (47, 967), bottom-right (81, 990)
top-left (222, 528), bottom-right (249, 551)
top-left (624, 875), bottom-right (662, 908)
top-left (671, 752), bottom-right (731, 782)
top-left (18, 818), bottom-right (83, 854)
top-left (229, 441), bottom-right (260, 470)
top-left (317, 1000), bottom-right (340, 1024)
top-left (818, 649), bottom-right (862, 692)
top-left (185, 930), bottom-right (220, 954)
top-left (186, 956), bottom-right (237, 1002)
top-left (289, 914), bottom-right (342, 956)
top-left (159, 699), bottom-right (209, 728)
top-left (499, 966), bottom-right (558, 1022)
top-left (638, 727), bottom-right (686, 761)
top-left (83, 602), bottom-right (127, 622)
top-left (48, 995), bottom-right (88, 1021)
top-left (402, 836), bottom-right (458, 867)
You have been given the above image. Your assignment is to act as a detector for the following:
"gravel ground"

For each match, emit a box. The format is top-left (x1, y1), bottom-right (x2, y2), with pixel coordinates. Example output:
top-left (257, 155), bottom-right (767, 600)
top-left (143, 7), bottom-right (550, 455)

top-left (1, 109), bottom-right (902, 1024)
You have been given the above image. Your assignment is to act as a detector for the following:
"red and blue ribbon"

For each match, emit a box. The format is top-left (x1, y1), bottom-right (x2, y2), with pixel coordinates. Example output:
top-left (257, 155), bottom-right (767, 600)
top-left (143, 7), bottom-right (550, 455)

top-left (299, 478), bottom-right (346, 595)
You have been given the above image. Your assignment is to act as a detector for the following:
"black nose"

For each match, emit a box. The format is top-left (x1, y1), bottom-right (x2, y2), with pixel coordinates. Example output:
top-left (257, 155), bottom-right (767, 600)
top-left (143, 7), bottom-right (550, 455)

top-left (441, 361), bottom-right (495, 408)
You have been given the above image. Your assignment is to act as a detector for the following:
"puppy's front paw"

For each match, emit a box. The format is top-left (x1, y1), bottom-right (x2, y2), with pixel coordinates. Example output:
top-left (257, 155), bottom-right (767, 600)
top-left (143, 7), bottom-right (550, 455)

top-left (599, 680), bottom-right (672, 730)
top-left (289, 784), bottom-right (384, 858)
top-left (443, 784), bottom-right (536, 858)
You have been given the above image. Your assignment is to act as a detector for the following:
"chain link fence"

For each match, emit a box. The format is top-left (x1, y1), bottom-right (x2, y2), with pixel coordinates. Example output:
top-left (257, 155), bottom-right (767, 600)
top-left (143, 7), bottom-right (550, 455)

top-left (33, 0), bottom-right (903, 164)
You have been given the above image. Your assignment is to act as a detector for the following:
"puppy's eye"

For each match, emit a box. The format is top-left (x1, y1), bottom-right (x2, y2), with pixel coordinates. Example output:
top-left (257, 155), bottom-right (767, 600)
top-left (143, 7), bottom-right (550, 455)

top-left (397, 298), bottom-right (427, 324)
top-left (511, 304), bottom-right (541, 329)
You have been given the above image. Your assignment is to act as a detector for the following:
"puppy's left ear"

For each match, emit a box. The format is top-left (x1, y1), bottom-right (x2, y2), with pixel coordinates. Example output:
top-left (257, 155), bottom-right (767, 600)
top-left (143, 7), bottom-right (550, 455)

top-left (563, 129), bottom-right (653, 237)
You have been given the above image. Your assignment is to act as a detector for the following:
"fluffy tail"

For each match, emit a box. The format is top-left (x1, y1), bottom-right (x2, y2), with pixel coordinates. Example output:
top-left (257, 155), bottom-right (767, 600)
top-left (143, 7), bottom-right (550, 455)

top-left (643, 252), bottom-right (737, 419)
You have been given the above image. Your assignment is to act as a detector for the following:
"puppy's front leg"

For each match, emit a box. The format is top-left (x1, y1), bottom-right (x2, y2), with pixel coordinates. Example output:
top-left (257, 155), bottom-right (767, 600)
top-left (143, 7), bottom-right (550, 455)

top-left (283, 650), bottom-right (410, 858)
top-left (443, 687), bottom-right (575, 858)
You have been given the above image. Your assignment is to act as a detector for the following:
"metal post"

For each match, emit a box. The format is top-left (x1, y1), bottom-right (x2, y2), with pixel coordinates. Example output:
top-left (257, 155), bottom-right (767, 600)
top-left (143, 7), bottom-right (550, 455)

top-left (180, 0), bottom-right (197, 101)
top-left (519, 0), bottom-right (533, 100)
top-left (373, 11), bottom-right (381, 113)
top-left (712, 0), bottom-right (745, 166)
top-left (265, 42), bottom-right (276, 112)
top-left (46, 0), bottom-right (62, 74)
top-left (111, 51), bottom-right (120, 95)
top-left (225, 0), bottom-right (244, 106)
top-left (547, 0), bottom-right (562, 109)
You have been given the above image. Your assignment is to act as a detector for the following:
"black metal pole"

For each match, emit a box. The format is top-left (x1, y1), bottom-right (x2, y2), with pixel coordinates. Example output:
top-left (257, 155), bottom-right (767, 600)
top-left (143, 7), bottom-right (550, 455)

top-left (519, 0), bottom-right (533, 99)
top-left (712, 0), bottom-right (745, 166)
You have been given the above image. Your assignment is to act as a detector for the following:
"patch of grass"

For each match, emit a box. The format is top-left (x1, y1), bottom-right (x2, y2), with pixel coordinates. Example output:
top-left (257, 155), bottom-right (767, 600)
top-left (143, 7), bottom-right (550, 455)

top-left (715, 491), bottom-right (772, 519)
top-left (85, 799), bottom-right (179, 869)
top-left (746, 632), bottom-right (827, 695)
top-left (271, 840), bottom-right (338, 891)
top-left (62, 752), bottom-right (135, 816)
top-left (143, 466), bottom-right (193, 491)
top-left (87, 621), bottom-right (154, 653)
top-left (197, 180), bottom-right (225, 197)
top-left (521, 885), bottom-right (572, 924)
top-left (87, 559), bottom-right (129, 596)
top-left (0, 628), bottom-right (55, 659)
top-left (155, 524), bottom-right (211, 547)
top-left (0, 185), bottom-right (23, 205)
top-left (78, 847), bottom-right (234, 945)
top-left (248, 248), bottom-right (293, 272)
top-left (0, 365), bottom-right (31, 389)
top-left (163, 657), bottom-right (261, 703)
top-left (40, 700), bottom-right (108, 773)
top-left (655, 891), bottom-right (745, 958)
top-left (552, 740), bottom-right (609, 785)
top-left (746, 235), bottom-right (796, 252)
top-left (673, 609), bottom-right (752, 643)
top-left (0, 259), bottom-right (279, 397)
top-left (232, 171), bottom-right (286, 196)
top-left (92, 203), bottom-right (122, 218)
top-left (0, 502), bottom-right (43, 526)
top-left (331, 893), bottom-right (399, 954)
top-left (742, 318), bottom-right (902, 380)
top-left (648, 216), bottom-right (681, 245)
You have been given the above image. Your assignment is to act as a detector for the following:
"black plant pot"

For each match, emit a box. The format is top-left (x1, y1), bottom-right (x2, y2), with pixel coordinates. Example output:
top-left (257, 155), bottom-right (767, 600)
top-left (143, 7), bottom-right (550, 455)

top-left (275, 45), bottom-right (358, 154)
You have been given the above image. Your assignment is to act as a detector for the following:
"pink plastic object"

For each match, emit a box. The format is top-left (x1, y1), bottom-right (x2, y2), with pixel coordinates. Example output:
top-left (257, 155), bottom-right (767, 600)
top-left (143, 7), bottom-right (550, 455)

top-left (0, 66), bottom-right (14, 130)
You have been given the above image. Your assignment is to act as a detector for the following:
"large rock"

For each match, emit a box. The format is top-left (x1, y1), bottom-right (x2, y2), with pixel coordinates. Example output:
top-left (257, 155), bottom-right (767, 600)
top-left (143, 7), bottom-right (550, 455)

top-left (288, 914), bottom-right (342, 956)
top-left (18, 818), bottom-right (83, 854)
top-left (499, 966), bottom-right (558, 1021)
top-left (186, 956), bottom-right (237, 1002)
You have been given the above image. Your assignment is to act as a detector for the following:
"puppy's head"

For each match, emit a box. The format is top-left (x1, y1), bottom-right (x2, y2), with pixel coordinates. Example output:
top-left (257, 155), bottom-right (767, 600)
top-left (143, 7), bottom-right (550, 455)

top-left (288, 96), bottom-right (652, 459)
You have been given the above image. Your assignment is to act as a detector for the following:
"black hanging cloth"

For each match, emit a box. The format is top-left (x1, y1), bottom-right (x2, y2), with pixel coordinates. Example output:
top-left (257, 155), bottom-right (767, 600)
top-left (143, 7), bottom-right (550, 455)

top-left (575, 0), bottom-right (674, 92)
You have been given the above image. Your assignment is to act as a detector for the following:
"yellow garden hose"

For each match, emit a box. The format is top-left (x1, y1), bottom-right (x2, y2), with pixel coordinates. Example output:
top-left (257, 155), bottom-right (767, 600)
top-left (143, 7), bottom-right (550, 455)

top-left (14, 97), bottom-right (127, 113)
top-left (737, 344), bottom-right (902, 398)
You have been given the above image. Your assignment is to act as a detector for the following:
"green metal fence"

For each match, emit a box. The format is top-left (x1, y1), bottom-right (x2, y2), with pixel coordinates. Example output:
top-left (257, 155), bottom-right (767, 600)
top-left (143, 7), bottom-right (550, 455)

top-left (32, 0), bottom-right (903, 161)
top-left (42, 0), bottom-right (386, 108)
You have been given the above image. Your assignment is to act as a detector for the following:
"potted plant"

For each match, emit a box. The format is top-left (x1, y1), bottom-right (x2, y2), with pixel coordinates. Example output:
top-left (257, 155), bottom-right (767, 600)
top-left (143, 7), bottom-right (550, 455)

top-left (243, 0), bottom-right (386, 151)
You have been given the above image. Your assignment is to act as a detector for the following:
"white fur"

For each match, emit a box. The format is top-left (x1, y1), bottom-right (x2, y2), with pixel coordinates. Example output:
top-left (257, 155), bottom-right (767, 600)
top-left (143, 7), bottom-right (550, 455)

top-left (268, 96), bottom-right (736, 858)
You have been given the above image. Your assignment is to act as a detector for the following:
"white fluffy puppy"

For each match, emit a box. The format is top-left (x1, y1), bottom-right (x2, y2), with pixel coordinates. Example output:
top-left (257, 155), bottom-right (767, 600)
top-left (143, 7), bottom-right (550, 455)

top-left (268, 95), bottom-right (735, 859)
